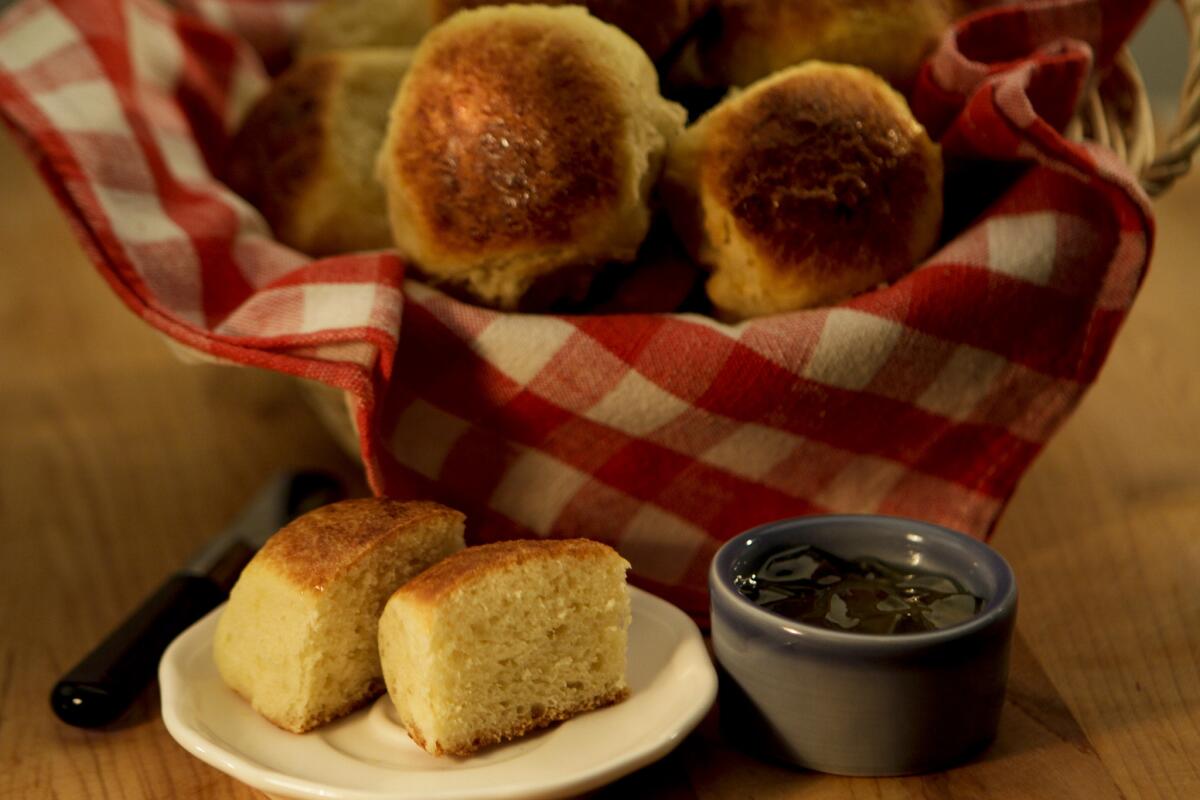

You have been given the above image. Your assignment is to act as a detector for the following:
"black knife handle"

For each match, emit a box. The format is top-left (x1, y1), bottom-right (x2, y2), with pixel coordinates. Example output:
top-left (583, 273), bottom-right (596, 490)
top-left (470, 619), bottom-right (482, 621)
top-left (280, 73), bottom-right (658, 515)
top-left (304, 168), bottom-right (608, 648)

top-left (50, 573), bottom-right (226, 728)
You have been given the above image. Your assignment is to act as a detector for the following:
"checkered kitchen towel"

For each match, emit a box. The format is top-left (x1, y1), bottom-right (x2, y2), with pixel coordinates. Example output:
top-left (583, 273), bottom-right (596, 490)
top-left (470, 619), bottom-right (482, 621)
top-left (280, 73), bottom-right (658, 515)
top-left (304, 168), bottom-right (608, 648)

top-left (0, 0), bottom-right (1155, 615)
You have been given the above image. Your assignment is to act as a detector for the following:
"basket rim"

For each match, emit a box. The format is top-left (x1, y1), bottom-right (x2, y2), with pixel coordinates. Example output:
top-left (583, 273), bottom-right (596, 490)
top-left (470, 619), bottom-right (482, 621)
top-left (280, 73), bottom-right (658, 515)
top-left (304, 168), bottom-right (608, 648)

top-left (1118, 0), bottom-right (1200, 196)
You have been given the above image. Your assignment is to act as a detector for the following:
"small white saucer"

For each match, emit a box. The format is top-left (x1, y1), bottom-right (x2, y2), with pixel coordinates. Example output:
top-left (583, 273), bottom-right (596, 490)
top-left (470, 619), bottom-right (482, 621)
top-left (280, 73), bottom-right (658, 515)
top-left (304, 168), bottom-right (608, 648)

top-left (160, 587), bottom-right (716, 800)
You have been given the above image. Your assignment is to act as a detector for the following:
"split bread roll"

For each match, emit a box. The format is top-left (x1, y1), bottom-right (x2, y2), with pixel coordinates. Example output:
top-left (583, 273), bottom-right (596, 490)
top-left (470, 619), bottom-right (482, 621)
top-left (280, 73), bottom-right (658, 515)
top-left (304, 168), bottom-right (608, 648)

top-left (669, 0), bottom-right (963, 91)
top-left (226, 48), bottom-right (412, 257)
top-left (662, 62), bottom-right (943, 320)
top-left (214, 499), bottom-right (465, 733)
top-left (378, 539), bottom-right (632, 756)
top-left (376, 5), bottom-right (687, 310)
top-left (298, 0), bottom-right (711, 62)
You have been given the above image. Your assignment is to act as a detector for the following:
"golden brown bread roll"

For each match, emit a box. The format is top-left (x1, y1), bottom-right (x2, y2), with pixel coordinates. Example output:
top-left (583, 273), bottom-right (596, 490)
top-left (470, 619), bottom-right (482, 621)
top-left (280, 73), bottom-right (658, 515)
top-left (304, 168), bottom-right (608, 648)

top-left (226, 48), bottom-right (412, 257)
top-left (669, 0), bottom-right (963, 91)
top-left (661, 62), bottom-right (943, 320)
top-left (376, 5), bottom-right (686, 310)
top-left (297, 0), bottom-right (433, 57)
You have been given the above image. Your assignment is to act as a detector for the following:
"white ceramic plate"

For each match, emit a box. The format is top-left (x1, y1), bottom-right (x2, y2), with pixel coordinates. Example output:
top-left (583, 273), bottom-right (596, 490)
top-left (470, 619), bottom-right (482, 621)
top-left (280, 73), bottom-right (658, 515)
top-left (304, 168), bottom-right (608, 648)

top-left (160, 587), bottom-right (716, 800)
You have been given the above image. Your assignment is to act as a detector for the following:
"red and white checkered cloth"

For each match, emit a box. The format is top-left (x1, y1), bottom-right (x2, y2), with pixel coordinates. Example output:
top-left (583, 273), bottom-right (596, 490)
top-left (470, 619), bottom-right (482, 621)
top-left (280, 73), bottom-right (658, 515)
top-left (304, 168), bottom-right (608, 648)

top-left (0, 0), bottom-right (1155, 616)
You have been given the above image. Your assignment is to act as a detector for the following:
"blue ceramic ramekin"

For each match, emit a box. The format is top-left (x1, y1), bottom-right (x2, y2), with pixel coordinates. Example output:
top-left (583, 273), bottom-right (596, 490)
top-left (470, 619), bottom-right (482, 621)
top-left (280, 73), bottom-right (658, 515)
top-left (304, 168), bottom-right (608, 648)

top-left (710, 514), bottom-right (1017, 776)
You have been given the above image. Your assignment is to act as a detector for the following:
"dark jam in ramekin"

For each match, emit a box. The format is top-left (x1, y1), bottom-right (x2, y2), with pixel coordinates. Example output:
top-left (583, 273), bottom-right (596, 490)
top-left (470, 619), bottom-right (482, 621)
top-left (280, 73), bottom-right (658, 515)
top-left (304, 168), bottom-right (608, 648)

top-left (734, 544), bottom-right (984, 634)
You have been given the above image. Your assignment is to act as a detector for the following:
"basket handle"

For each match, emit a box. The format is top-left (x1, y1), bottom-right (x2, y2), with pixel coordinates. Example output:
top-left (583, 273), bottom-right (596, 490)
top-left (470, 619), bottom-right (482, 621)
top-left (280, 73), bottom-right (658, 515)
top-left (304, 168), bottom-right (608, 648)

top-left (1141, 0), bottom-right (1200, 195)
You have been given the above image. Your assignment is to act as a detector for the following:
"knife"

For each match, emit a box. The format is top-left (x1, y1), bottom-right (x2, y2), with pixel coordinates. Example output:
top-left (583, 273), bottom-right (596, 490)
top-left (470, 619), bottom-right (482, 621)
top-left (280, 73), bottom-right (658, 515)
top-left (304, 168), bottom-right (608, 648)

top-left (50, 470), bottom-right (346, 728)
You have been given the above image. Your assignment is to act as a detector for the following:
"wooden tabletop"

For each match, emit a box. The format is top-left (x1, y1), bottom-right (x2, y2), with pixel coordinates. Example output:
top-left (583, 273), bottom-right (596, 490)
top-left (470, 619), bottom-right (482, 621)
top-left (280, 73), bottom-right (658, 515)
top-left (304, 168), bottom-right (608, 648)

top-left (1, 127), bottom-right (1197, 800)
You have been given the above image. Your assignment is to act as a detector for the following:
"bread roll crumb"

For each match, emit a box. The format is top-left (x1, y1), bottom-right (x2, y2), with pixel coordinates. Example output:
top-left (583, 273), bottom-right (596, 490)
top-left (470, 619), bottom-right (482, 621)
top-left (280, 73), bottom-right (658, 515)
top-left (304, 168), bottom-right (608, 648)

top-left (379, 539), bottom-right (631, 755)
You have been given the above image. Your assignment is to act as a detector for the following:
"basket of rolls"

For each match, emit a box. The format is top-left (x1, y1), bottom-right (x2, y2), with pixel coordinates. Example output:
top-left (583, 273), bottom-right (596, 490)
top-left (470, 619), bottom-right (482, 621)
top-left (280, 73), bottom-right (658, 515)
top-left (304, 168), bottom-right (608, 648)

top-left (1, 0), bottom-right (1195, 616)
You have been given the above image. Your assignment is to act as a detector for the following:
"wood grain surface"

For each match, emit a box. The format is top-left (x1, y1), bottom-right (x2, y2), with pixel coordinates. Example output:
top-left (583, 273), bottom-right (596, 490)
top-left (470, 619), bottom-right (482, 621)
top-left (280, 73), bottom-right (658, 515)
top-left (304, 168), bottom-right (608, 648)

top-left (1, 125), bottom-right (1197, 799)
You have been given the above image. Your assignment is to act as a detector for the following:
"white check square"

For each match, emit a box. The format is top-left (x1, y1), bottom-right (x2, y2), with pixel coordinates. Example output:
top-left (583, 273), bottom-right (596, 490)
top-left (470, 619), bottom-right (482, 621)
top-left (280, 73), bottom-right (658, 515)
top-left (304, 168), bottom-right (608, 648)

top-left (585, 371), bottom-right (689, 437)
top-left (490, 449), bottom-right (588, 536)
top-left (0, 6), bottom-right (78, 71)
top-left (33, 81), bottom-right (130, 135)
top-left (700, 423), bottom-right (802, 481)
top-left (804, 309), bottom-right (902, 390)
top-left (916, 345), bottom-right (1007, 420)
top-left (986, 212), bottom-right (1057, 285)
top-left (390, 401), bottom-right (470, 480)
top-left (300, 283), bottom-right (377, 334)
top-left (473, 316), bottom-right (575, 385)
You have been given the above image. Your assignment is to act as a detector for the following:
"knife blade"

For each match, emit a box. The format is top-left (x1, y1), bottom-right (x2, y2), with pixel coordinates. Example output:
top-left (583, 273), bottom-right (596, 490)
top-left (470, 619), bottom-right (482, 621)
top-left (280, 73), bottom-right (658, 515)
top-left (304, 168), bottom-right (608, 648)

top-left (50, 470), bottom-right (346, 728)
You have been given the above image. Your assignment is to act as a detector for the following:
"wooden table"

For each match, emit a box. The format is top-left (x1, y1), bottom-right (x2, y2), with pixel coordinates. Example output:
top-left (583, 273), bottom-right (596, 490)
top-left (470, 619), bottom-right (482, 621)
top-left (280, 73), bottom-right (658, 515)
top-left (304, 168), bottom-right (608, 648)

top-left (1, 127), bottom-right (1197, 800)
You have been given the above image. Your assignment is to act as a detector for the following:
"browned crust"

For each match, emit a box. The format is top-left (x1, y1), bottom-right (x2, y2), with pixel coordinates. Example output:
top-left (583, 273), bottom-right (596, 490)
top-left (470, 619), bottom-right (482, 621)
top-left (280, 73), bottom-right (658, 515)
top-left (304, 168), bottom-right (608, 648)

top-left (406, 721), bottom-right (431, 752)
top-left (387, 12), bottom-right (626, 254)
top-left (225, 55), bottom-right (339, 243)
top-left (393, 538), bottom-right (626, 606)
top-left (702, 64), bottom-right (940, 283)
top-left (255, 498), bottom-right (464, 592)
top-left (407, 685), bottom-right (630, 756)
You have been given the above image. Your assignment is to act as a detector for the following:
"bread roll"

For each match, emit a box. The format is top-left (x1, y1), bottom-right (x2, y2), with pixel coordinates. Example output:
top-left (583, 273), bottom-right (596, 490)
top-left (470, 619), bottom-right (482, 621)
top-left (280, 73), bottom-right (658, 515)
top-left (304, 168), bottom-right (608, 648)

top-left (226, 48), bottom-right (411, 257)
top-left (378, 539), bottom-right (631, 756)
top-left (662, 62), bottom-right (943, 320)
top-left (298, 0), bottom-right (433, 57)
top-left (376, 5), bottom-right (686, 310)
top-left (214, 499), bottom-right (464, 733)
top-left (669, 0), bottom-right (962, 91)
top-left (299, 0), bottom-right (710, 62)
top-left (434, 0), bottom-right (712, 61)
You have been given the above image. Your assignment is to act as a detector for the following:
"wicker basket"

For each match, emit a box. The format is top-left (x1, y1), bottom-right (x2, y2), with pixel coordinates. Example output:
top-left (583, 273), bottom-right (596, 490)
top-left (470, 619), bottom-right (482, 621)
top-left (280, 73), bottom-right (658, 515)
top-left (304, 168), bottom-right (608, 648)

top-left (305, 0), bottom-right (1200, 458)
top-left (1069, 0), bottom-right (1200, 196)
